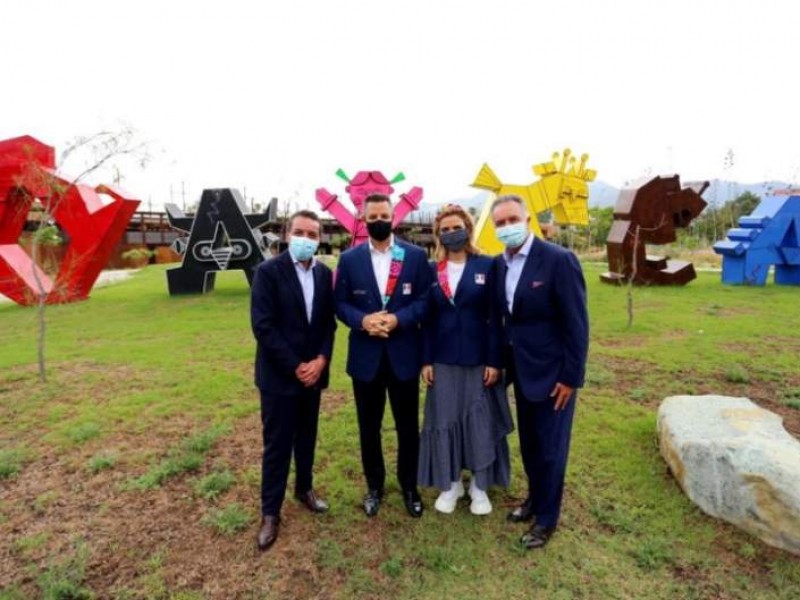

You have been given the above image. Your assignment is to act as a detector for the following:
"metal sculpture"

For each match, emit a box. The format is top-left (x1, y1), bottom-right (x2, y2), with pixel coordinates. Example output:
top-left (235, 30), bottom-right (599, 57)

top-left (0, 135), bottom-right (140, 306)
top-left (315, 169), bottom-right (423, 247)
top-left (470, 149), bottom-right (596, 254)
top-left (165, 188), bottom-right (272, 294)
top-left (713, 195), bottom-right (800, 285)
top-left (600, 175), bottom-right (708, 286)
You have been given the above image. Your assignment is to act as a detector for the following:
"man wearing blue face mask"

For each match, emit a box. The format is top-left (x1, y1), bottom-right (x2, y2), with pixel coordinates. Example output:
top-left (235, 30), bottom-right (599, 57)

top-left (250, 209), bottom-right (337, 551)
top-left (491, 195), bottom-right (589, 550)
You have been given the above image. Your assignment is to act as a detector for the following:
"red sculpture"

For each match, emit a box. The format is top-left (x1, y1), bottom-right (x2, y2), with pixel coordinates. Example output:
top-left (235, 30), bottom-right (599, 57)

top-left (601, 175), bottom-right (708, 285)
top-left (0, 135), bottom-right (140, 306)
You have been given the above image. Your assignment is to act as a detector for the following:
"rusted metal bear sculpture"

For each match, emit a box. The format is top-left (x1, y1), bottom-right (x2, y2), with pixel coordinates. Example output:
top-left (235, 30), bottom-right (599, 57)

top-left (601, 175), bottom-right (708, 286)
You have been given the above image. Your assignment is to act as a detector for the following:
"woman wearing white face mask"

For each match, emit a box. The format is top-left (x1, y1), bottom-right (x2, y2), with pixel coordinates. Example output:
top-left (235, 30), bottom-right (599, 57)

top-left (417, 204), bottom-right (513, 516)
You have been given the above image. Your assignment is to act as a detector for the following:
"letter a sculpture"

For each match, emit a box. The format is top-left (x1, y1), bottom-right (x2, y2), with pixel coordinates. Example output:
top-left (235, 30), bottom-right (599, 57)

top-left (601, 175), bottom-right (708, 286)
top-left (471, 149), bottom-right (596, 255)
top-left (0, 135), bottom-right (140, 306)
top-left (165, 189), bottom-right (271, 295)
top-left (713, 194), bottom-right (800, 285)
top-left (315, 169), bottom-right (423, 247)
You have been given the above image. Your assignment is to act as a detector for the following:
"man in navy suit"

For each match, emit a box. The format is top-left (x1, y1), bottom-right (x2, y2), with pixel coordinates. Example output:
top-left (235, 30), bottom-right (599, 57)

top-left (251, 210), bottom-right (336, 551)
top-left (491, 195), bottom-right (589, 549)
top-left (335, 194), bottom-right (434, 518)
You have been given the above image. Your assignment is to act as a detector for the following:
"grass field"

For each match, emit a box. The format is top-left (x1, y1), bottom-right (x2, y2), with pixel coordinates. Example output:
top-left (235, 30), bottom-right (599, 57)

top-left (1, 262), bottom-right (799, 599)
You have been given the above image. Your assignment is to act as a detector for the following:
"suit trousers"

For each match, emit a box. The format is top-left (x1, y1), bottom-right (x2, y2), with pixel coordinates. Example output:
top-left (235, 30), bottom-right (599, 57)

top-left (260, 387), bottom-right (321, 517)
top-left (513, 381), bottom-right (576, 529)
top-left (352, 350), bottom-right (420, 493)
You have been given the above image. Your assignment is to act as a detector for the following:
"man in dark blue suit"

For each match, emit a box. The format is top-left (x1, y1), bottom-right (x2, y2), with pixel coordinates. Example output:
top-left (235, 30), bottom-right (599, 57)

top-left (491, 195), bottom-right (589, 549)
top-left (251, 210), bottom-right (336, 551)
top-left (335, 194), bottom-right (434, 518)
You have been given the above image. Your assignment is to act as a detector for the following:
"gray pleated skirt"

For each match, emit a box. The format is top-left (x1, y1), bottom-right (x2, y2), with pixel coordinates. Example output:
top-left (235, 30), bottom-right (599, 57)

top-left (417, 363), bottom-right (514, 491)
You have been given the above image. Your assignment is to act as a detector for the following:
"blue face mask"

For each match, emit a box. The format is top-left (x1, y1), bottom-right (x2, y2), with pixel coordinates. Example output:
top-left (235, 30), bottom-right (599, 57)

top-left (495, 222), bottom-right (529, 249)
top-left (288, 236), bottom-right (319, 262)
top-left (440, 228), bottom-right (469, 252)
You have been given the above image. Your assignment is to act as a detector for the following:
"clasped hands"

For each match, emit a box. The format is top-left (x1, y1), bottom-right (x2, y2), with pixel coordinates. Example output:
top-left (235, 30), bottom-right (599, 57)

top-left (295, 355), bottom-right (327, 388)
top-left (361, 310), bottom-right (398, 338)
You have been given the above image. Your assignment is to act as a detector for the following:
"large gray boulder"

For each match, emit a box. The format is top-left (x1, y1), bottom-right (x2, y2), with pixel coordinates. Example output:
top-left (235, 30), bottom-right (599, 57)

top-left (658, 395), bottom-right (800, 555)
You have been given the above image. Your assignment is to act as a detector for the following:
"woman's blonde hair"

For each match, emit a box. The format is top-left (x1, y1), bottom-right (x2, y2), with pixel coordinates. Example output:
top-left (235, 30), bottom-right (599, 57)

top-left (432, 204), bottom-right (480, 261)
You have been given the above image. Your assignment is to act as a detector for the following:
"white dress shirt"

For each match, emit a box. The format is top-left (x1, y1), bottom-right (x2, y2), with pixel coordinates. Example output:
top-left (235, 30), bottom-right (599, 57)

top-left (369, 234), bottom-right (395, 299)
top-left (292, 257), bottom-right (316, 322)
top-left (503, 234), bottom-right (534, 313)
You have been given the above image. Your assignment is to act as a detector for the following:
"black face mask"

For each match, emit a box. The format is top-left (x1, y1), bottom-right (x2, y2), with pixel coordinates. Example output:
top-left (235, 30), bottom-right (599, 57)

top-left (367, 219), bottom-right (392, 242)
top-left (440, 228), bottom-right (469, 252)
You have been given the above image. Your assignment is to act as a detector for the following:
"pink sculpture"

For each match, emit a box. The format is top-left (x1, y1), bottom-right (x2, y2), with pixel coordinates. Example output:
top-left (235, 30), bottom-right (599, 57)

top-left (315, 169), bottom-right (423, 246)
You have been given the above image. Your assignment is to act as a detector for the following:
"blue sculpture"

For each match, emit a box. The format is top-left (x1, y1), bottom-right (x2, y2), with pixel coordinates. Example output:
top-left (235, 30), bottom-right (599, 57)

top-left (713, 195), bottom-right (800, 285)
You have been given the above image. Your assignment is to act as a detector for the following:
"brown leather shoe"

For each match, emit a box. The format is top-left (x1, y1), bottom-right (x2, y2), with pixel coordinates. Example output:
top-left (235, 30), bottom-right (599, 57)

top-left (257, 515), bottom-right (280, 551)
top-left (295, 489), bottom-right (329, 514)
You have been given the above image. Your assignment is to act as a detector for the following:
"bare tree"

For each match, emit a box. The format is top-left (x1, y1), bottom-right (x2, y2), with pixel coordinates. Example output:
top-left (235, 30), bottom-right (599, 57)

top-left (18, 127), bottom-right (149, 382)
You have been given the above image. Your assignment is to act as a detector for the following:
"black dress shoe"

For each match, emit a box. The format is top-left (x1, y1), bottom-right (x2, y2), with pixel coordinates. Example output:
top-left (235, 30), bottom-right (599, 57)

top-left (403, 489), bottom-right (424, 518)
top-left (363, 489), bottom-right (383, 518)
top-left (520, 524), bottom-right (555, 549)
top-left (257, 515), bottom-right (280, 551)
top-left (295, 489), bottom-right (329, 514)
top-left (507, 497), bottom-right (535, 523)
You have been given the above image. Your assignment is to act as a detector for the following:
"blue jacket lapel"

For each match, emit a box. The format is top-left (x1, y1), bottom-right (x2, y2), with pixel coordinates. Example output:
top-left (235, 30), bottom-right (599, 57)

top-left (278, 251), bottom-right (308, 323)
top-left (359, 242), bottom-right (383, 307)
top-left (453, 255), bottom-right (476, 303)
top-left (511, 239), bottom-right (543, 313)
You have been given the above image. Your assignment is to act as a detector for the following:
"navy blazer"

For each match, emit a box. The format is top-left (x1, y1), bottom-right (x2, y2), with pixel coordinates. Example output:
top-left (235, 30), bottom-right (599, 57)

top-left (422, 254), bottom-right (502, 368)
top-left (494, 238), bottom-right (589, 401)
top-left (251, 251), bottom-right (336, 395)
top-left (335, 238), bottom-right (433, 382)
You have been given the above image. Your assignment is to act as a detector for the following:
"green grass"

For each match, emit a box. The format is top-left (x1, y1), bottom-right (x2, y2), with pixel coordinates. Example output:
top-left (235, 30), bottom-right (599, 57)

top-left (36, 542), bottom-right (94, 600)
top-left (126, 424), bottom-right (230, 490)
top-left (0, 448), bottom-right (26, 479)
top-left (85, 452), bottom-right (116, 473)
top-left (1, 264), bottom-right (799, 599)
top-left (193, 465), bottom-right (236, 500)
top-left (202, 502), bottom-right (253, 536)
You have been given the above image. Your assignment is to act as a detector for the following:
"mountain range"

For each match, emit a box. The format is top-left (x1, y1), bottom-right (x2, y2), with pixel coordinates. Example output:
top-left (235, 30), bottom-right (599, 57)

top-left (420, 180), bottom-right (797, 214)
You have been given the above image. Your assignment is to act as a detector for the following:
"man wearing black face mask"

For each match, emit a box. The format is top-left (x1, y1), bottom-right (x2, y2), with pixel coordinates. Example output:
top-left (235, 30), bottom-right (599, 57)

top-left (334, 194), bottom-right (434, 518)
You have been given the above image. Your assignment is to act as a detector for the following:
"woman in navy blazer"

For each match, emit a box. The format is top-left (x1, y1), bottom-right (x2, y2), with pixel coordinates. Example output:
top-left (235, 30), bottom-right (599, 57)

top-left (418, 204), bottom-right (513, 516)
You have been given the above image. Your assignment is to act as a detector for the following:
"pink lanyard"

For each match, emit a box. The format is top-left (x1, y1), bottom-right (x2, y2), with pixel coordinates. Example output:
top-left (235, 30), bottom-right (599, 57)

top-left (436, 260), bottom-right (455, 305)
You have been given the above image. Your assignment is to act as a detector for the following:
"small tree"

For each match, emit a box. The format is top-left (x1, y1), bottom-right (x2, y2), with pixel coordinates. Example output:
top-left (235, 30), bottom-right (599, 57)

top-left (18, 127), bottom-right (149, 382)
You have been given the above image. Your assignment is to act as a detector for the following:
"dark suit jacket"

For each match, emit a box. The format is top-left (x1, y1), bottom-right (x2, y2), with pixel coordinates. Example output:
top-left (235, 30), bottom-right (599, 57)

top-left (422, 254), bottom-right (502, 368)
top-left (494, 238), bottom-right (589, 401)
top-left (251, 251), bottom-right (336, 395)
top-left (335, 238), bottom-right (433, 382)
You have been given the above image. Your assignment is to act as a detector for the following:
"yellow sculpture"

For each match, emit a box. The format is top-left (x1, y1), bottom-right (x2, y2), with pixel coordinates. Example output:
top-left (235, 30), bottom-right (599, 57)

top-left (471, 148), bottom-right (596, 254)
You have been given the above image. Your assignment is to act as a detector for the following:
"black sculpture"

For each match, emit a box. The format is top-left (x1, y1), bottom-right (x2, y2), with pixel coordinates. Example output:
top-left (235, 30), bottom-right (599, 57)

top-left (165, 189), bottom-right (274, 295)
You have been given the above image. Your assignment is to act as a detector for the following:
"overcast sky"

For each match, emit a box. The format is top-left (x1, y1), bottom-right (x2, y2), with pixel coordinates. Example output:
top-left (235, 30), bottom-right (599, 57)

top-left (2, 0), bottom-right (799, 211)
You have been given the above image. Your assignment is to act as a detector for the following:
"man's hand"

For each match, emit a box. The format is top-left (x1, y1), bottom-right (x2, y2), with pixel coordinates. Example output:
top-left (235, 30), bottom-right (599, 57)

top-left (296, 356), bottom-right (327, 387)
top-left (421, 364), bottom-right (434, 386)
top-left (382, 313), bottom-right (399, 333)
top-left (483, 366), bottom-right (499, 387)
top-left (361, 312), bottom-right (389, 337)
top-left (550, 382), bottom-right (575, 411)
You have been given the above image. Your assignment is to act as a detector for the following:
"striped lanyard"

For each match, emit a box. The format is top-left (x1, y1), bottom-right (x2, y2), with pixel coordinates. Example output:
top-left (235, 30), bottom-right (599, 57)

top-left (436, 259), bottom-right (455, 305)
top-left (382, 245), bottom-right (406, 308)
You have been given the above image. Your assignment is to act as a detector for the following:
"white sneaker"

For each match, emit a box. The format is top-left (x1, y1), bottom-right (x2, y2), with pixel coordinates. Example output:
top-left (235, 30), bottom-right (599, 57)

top-left (434, 480), bottom-right (465, 514)
top-left (469, 480), bottom-right (492, 516)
